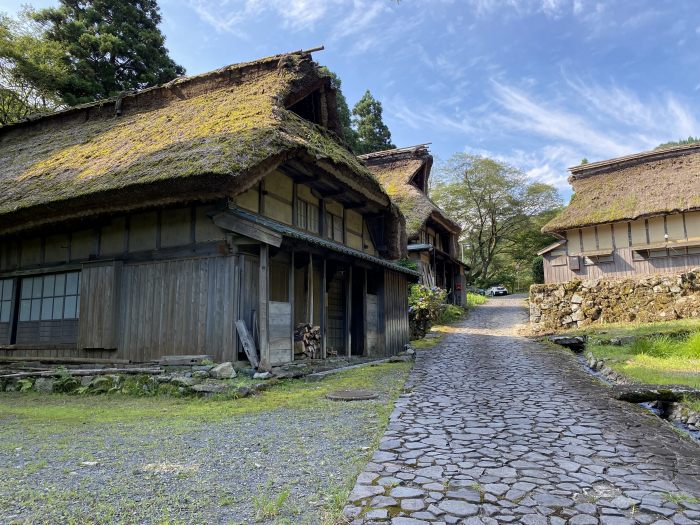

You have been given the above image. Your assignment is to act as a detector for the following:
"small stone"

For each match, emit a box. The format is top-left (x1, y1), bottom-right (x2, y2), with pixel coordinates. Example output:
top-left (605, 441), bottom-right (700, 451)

top-left (252, 371), bottom-right (271, 380)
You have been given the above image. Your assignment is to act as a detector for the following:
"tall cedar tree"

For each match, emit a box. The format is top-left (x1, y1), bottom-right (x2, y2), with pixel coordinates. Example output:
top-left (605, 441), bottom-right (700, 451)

top-left (352, 90), bottom-right (395, 154)
top-left (31, 0), bottom-right (184, 106)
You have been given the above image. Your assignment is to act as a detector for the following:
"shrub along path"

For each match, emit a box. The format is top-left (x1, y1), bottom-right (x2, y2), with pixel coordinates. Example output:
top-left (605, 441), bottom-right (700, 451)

top-left (345, 295), bottom-right (700, 525)
top-left (0, 361), bottom-right (411, 524)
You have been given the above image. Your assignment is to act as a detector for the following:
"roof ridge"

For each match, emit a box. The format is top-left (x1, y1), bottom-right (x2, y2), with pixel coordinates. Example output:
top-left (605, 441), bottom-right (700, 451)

top-left (357, 143), bottom-right (431, 160)
top-left (569, 143), bottom-right (700, 179)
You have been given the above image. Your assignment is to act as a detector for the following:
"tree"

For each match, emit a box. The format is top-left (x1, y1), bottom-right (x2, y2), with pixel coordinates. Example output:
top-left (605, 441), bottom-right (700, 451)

top-left (352, 90), bottom-right (395, 154)
top-left (1, 0), bottom-right (184, 109)
top-left (0, 13), bottom-right (65, 125)
top-left (319, 66), bottom-right (358, 151)
top-left (432, 154), bottom-right (561, 286)
top-left (656, 136), bottom-right (700, 150)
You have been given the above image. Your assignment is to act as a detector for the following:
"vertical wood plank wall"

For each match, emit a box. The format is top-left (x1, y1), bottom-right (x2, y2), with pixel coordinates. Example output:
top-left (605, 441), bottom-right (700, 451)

top-left (383, 269), bottom-right (409, 356)
top-left (118, 256), bottom-right (236, 362)
top-left (544, 246), bottom-right (700, 284)
top-left (78, 262), bottom-right (122, 350)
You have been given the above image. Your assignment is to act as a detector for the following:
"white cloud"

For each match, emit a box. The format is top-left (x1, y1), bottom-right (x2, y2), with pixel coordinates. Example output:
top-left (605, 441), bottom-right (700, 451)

top-left (188, 0), bottom-right (337, 34)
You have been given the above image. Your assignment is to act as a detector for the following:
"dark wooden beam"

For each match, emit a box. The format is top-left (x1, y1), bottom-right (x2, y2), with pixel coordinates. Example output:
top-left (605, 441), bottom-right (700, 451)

top-left (258, 244), bottom-right (270, 371)
top-left (212, 212), bottom-right (282, 248)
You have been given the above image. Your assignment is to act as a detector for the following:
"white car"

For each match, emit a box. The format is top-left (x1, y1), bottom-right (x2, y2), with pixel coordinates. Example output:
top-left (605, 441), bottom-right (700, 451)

top-left (486, 286), bottom-right (509, 296)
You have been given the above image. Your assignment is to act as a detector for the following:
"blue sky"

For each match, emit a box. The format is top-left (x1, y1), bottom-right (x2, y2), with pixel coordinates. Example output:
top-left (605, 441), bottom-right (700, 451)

top-left (4, 0), bottom-right (700, 197)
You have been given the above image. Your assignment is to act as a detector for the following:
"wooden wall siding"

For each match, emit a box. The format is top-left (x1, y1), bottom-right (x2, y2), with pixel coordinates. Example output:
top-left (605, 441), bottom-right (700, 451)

top-left (235, 186), bottom-right (260, 213)
top-left (0, 346), bottom-right (117, 361)
top-left (0, 323), bottom-right (9, 345)
top-left (118, 256), bottom-right (236, 363)
top-left (544, 246), bottom-right (700, 284)
top-left (263, 171), bottom-right (294, 225)
top-left (237, 254), bottom-right (260, 358)
top-left (382, 269), bottom-right (409, 356)
top-left (366, 294), bottom-right (379, 355)
top-left (326, 272), bottom-right (346, 355)
top-left (268, 301), bottom-right (292, 366)
top-left (0, 204), bottom-right (225, 273)
top-left (547, 212), bottom-right (700, 284)
top-left (78, 262), bottom-right (121, 350)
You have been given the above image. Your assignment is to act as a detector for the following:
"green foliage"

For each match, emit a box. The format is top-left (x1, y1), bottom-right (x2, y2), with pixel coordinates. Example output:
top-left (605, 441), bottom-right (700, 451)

top-left (439, 304), bottom-right (466, 325)
top-left (0, 0), bottom-right (183, 113)
top-left (628, 333), bottom-right (700, 360)
top-left (52, 370), bottom-right (80, 394)
top-left (16, 378), bottom-right (35, 392)
top-left (318, 66), bottom-right (358, 152)
top-left (432, 154), bottom-right (561, 289)
top-left (408, 284), bottom-right (447, 339)
top-left (656, 136), bottom-right (700, 151)
top-left (580, 158), bottom-right (589, 165)
top-left (0, 12), bottom-right (65, 125)
top-left (532, 256), bottom-right (545, 284)
top-left (396, 258), bottom-right (418, 271)
top-left (466, 292), bottom-right (486, 308)
top-left (352, 90), bottom-right (395, 154)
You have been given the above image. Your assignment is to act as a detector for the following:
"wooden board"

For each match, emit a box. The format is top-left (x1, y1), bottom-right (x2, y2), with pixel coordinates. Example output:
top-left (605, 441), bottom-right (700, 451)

top-left (235, 319), bottom-right (259, 368)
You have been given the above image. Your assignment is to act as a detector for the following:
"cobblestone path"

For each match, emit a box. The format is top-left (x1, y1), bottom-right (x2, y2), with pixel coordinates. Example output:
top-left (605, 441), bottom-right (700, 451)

top-left (344, 295), bottom-right (700, 525)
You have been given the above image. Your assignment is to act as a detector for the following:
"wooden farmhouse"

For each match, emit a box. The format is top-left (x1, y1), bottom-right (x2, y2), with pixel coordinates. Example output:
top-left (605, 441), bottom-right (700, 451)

top-left (540, 144), bottom-right (700, 284)
top-left (0, 50), bottom-right (418, 369)
top-left (359, 145), bottom-right (468, 305)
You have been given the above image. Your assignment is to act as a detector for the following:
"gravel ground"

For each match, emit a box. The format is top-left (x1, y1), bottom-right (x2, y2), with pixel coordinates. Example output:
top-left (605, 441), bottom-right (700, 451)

top-left (0, 362), bottom-right (410, 525)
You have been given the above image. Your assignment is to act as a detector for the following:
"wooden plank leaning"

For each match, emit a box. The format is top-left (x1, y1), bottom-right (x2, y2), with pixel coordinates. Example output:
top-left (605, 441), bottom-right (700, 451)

top-left (235, 319), bottom-right (260, 369)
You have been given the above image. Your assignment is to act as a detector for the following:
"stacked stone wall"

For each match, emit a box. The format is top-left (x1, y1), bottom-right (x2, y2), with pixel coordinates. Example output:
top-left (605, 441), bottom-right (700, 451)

top-left (529, 268), bottom-right (700, 333)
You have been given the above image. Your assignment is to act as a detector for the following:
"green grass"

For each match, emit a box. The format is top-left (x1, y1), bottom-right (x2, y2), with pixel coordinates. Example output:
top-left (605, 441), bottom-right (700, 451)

top-left (587, 332), bottom-right (700, 389)
top-left (0, 361), bottom-right (412, 432)
top-left (0, 361), bottom-right (412, 524)
top-left (466, 292), bottom-right (487, 309)
top-left (566, 317), bottom-right (700, 339)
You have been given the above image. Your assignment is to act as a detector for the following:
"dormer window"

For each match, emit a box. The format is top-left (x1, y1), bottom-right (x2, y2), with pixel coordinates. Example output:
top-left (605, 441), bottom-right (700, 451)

top-left (410, 166), bottom-right (428, 193)
top-left (288, 89), bottom-right (323, 126)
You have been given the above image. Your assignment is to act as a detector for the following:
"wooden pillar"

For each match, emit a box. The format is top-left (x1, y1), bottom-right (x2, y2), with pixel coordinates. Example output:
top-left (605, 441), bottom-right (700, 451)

top-left (345, 265), bottom-right (352, 357)
top-left (289, 250), bottom-right (295, 362)
top-left (320, 257), bottom-right (327, 359)
top-left (308, 256), bottom-right (314, 323)
top-left (362, 268), bottom-right (368, 357)
top-left (258, 244), bottom-right (270, 370)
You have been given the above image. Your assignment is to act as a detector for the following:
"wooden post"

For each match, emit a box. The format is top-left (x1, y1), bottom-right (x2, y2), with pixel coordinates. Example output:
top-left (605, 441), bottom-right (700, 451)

top-left (308, 255), bottom-right (314, 323)
top-left (258, 244), bottom-right (270, 370)
top-left (289, 250), bottom-right (295, 362)
top-left (362, 268), bottom-right (368, 357)
top-left (320, 257), bottom-right (327, 359)
top-left (345, 265), bottom-right (352, 357)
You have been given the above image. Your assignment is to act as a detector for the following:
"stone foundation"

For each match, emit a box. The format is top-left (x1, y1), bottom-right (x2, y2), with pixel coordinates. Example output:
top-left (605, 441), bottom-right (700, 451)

top-left (529, 268), bottom-right (700, 333)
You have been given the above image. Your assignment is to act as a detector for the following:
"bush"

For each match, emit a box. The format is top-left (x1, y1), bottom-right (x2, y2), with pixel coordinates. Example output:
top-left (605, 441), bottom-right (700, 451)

top-left (409, 284), bottom-right (447, 339)
top-left (439, 304), bottom-right (466, 325)
top-left (466, 292), bottom-right (487, 308)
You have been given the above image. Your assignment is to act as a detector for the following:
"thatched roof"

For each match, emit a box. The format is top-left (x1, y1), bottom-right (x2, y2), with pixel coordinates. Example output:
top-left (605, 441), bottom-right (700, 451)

top-left (543, 144), bottom-right (700, 233)
top-left (359, 145), bottom-right (460, 239)
top-left (0, 50), bottom-right (392, 236)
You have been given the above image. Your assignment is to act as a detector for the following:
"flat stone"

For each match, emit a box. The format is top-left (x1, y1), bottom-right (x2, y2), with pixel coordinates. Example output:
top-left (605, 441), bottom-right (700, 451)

top-left (349, 484), bottom-right (385, 502)
top-left (438, 499), bottom-right (478, 517)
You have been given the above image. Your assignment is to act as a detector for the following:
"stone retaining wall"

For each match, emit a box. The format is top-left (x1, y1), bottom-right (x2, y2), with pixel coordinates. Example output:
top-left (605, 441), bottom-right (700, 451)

top-left (529, 268), bottom-right (700, 333)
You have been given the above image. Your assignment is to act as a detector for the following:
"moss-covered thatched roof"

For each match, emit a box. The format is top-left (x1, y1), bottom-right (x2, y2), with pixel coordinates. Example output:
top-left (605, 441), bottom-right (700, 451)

top-left (359, 145), bottom-right (460, 239)
top-left (0, 51), bottom-right (390, 235)
top-left (543, 144), bottom-right (700, 233)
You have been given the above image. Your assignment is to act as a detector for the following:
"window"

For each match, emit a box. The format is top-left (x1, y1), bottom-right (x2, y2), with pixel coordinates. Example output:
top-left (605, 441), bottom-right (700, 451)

top-left (325, 212), bottom-right (343, 242)
top-left (550, 249), bottom-right (567, 267)
top-left (19, 271), bottom-right (80, 322)
top-left (0, 279), bottom-right (13, 323)
top-left (296, 199), bottom-right (319, 233)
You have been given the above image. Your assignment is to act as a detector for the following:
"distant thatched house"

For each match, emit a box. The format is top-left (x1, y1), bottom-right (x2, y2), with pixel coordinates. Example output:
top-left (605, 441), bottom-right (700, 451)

top-left (540, 145), bottom-right (700, 284)
top-left (0, 50), bottom-right (417, 368)
top-left (359, 145), bottom-right (468, 305)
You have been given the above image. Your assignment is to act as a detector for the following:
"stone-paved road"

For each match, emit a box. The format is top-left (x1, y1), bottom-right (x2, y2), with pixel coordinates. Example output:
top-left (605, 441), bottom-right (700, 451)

top-left (344, 295), bottom-right (700, 525)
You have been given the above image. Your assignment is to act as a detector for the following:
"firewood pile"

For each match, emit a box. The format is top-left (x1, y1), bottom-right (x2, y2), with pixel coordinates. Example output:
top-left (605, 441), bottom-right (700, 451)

top-left (294, 323), bottom-right (321, 359)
